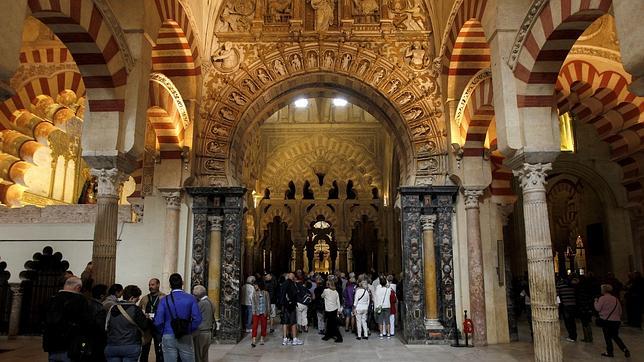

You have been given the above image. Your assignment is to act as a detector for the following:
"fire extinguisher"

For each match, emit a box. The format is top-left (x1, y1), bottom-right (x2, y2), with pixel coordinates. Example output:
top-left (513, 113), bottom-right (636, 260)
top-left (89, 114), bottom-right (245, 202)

top-left (463, 310), bottom-right (474, 347)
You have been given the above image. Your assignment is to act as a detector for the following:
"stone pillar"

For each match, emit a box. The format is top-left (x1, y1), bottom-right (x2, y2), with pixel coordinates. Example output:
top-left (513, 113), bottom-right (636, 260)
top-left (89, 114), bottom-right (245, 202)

top-left (513, 163), bottom-right (562, 362)
top-left (498, 203), bottom-right (519, 341)
top-left (295, 244), bottom-right (304, 271)
top-left (420, 214), bottom-right (441, 330)
top-left (463, 188), bottom-right (487, 346)
top-left (338, 247), bottom-right (348, 273)
top-left (208, 215), bottom-right (223, 322)
top-left (8, 285), bottom-right (22, 338)
top-left (160, 190), bottom-right (182, 292)
top-left (186, 187), bottom-right (245, 343)
top-left (400, 186), bottom-right (458, 344)
top-left (91, 168), bottom-right (128, 286)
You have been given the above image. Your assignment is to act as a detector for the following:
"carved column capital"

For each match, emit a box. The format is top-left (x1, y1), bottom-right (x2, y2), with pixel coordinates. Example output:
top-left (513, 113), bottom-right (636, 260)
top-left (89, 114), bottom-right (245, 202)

top-left (420, 214), bottom-right (437, 231)
top-left (161, 191), bottom-right (183, 210)
top-left (512, 163), bottom-right (552, 192)
top-left (208, 215), bottom-right (224, 232)
top-left (463, 188), bottom-right (485, 209)
top-left (90, 168), bottom-right (128, 198)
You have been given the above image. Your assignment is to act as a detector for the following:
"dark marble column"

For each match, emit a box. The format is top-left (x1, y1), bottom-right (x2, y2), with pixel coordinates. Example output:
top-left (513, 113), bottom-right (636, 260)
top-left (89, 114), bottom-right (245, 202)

top-left (186, 187), bottom-right (246, 343)
top-left (399, 186), bottom-right (457, 344)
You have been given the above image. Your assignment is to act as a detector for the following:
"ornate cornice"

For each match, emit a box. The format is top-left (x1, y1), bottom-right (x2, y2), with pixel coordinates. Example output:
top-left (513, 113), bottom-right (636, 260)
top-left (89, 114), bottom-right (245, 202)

top-left (453, 68), bottom-right (492, 127)
top-left (507, 0), bottom-right (549, 71)
top-left (512, 163), bottom-right (552, 192)
top-left (569, 45), bottom-right (622, 64)
top-left (150, 72), bottom-right (191, 128)
top-left (90, 168), bottom-right (129, 198)
top-left (92, 0), bottom-right (135, 73)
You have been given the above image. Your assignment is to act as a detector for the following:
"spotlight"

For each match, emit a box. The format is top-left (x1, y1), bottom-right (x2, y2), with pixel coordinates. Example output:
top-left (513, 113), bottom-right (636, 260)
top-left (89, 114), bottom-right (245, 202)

top-left (333, 98), bottom-right (348, 107)
top-left (294, 98), bottom-right (308, 108)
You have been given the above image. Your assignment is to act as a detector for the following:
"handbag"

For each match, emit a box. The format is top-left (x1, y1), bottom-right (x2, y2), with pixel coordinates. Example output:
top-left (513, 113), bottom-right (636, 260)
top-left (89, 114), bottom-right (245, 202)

top-left (375, 287), bottom-right (388, 315)
top-left (167, 293), bottom-right (192, 338)
top-left (595, 297), bottom-right (618, 327)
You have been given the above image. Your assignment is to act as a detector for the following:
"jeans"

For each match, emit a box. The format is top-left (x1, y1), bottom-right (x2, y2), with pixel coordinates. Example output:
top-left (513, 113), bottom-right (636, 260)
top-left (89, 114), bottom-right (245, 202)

top-left (317, 310), bottom-right (326, 332)
top-left (389, 313), bottom-right (396, 335)
top-left (601, 320), bottom-right (628, 355)
top-left (355, 309), bottom-right (368, 337)
top-left (162, 334), bottom-right (195, 362)
top-left (242, 305), bottom-right (253, 330)
top-left (104, 344), bottom-right (141, 362)
top-left (48, 352), bottom-right (71, 362)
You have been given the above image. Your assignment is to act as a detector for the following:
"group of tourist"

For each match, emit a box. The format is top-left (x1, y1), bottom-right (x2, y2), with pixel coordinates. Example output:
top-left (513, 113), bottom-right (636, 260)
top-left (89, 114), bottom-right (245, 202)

top-left (518, 271), bottom-right (643, 358)
top-left (43, 270), bottom-right (214, 362)
top-left (239, 269), bottom-right (401, 346)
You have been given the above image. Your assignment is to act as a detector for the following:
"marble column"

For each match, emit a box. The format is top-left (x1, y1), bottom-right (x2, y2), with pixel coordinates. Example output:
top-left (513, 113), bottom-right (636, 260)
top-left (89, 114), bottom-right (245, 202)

top-left (8, 285), bottom-right (22, 338)
top-left (498, 202), bottom-right (519, 341)
top-left (513, 163), bottom-right (562, 362)
top-left (295, 244), bottom-right (304, 271)
top-left (420, 214), bottom-right (441, 330)
top-left (338, 247), bottom-right (348, 273)
top-left (161, 190), bottom-right (182, 292)
top-left (464, 188), bottom-right (487, 346)
top-left (208, 215), bottom-right (223, 322)
top-left (91, 168), bottom-right (128, 286)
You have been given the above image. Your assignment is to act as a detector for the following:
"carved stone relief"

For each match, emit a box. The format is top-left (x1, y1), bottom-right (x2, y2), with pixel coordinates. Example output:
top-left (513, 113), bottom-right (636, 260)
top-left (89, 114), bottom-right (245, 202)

top-left (215, 0), bottom-right (256, 32)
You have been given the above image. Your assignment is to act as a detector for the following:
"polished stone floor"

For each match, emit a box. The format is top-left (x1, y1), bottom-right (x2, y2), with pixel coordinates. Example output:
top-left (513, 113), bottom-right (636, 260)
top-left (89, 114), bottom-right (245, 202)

top-left (1, 321), bottom-right (642, 361)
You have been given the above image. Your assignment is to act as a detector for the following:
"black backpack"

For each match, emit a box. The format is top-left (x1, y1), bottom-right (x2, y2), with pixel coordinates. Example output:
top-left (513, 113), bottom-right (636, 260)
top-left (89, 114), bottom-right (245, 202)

top-left (296, 284), bottom-right (312, 305)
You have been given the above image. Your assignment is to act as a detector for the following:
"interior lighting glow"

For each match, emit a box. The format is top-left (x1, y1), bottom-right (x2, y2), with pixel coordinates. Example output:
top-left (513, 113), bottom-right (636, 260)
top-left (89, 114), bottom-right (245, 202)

top-left (333, 98), bottom-right (348, 107)
top-left (294, 98), bottom-right (308, 108)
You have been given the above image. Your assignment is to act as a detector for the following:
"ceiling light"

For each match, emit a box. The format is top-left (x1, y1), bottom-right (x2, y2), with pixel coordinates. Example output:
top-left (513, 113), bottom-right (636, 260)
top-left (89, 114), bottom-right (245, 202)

top-left (333, 98), bottom-right (348, 107)
top-left (294, 98), bottom-right (308, 108)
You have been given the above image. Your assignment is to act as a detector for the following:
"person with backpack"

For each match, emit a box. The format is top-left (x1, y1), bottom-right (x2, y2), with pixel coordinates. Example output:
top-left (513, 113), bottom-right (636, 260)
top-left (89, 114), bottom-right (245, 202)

top-left (104, 285), bottom-right (148, 361)
top-left (279, 272), bottom-right (303, 346)
top-left (154, 273), bottom-right (202, 361)
top-left (295, 274), bottom-right (312, 333)
top-left (43, 276), bottom-right (94, 362)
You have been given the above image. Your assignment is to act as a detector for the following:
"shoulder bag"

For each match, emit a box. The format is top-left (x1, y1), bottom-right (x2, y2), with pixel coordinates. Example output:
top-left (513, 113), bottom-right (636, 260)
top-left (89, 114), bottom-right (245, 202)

top-left (375, 287), bottom-right (388, 315)
top-left (596, 297), bottom-right (618, 327)
top-left (166, 292), bottom-right (192, 338)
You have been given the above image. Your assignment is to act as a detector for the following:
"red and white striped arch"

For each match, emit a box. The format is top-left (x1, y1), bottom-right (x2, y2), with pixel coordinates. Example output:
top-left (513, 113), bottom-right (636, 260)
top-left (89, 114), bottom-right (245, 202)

top-left (153, 0), bottom-right (200, 66)
top-left (556, 59), bottom-right (644, 207)
top-left (447, 20), bottom-right (490, 102)
top-left (148, 73), bottom-right (190, 152)
top-left (20, 47), bottom-right (72, 64)
top-left (0, 71), bottom-right (84, 125)
top-left (460, 76), bottom-right (494, 157)
top-left (512, 0), bottom-right (612, 108)
top-left (152, 20), bottom-right (199, 78)
top-left (28, 0), bottom-right (128, 114)
top-left (440, 0), bottom-right (490, 75)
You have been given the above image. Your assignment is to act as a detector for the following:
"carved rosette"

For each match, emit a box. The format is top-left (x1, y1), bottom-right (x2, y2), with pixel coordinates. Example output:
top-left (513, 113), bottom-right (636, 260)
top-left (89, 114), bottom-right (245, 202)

top-left (90, 168), bottom-right (128, 198)
top-left (463, 188), bottom-right (484, 209)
